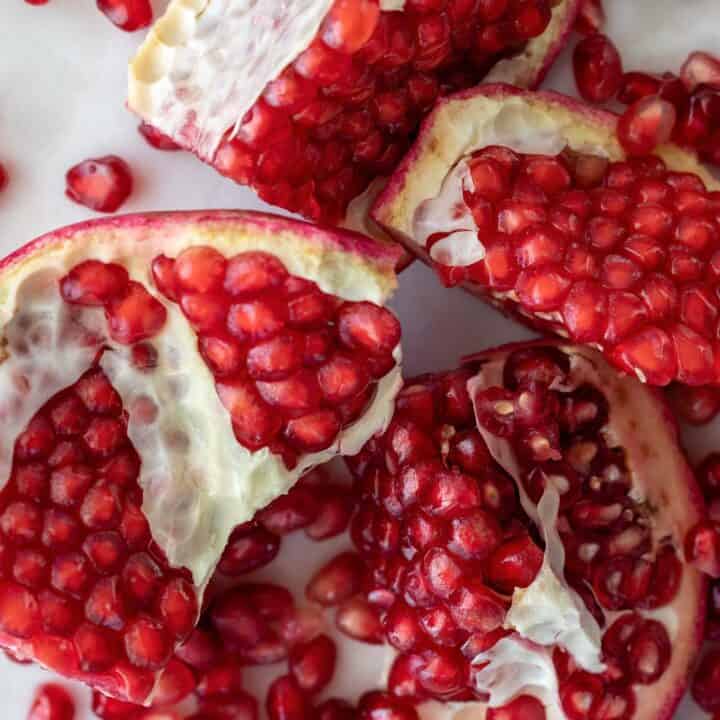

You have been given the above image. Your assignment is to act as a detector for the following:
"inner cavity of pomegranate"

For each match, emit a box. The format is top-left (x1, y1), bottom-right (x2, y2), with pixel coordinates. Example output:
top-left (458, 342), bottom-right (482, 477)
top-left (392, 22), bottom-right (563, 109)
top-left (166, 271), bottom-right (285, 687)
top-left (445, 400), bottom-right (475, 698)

top-left (414, 142), bottom-right (720, 386)
top-left (131, 0), bottom-right (565, 221)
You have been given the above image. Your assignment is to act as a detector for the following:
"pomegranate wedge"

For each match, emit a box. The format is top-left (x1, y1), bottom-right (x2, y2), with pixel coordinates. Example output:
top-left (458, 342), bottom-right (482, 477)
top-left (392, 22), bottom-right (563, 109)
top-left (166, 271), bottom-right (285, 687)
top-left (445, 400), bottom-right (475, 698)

top-left (0, 211), bottom-right (402, 702)
top-left (128, 0), bottom-right (580, 227)
top-left (372, 84), bottom-right (720, 386)
top-left (348, 341), bottom-right (705, 720)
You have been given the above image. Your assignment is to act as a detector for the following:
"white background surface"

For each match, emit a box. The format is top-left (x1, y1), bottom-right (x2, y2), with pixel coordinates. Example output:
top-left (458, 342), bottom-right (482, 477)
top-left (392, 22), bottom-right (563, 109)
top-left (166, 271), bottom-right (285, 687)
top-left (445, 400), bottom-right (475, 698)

top-left (1, 0), bottom-right (719, 717)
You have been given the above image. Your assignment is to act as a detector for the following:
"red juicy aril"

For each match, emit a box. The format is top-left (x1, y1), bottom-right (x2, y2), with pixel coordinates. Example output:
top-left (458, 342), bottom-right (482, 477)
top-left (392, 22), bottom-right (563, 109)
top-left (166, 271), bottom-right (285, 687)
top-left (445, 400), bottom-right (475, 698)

top-left (128, 0), bottom-right (581, 224)
top-left (0, 211), bottom-right (400, 701)
top-left (617, 51), bottom-right (720, 167)
top-left (348, 341), bottom-right (705, 718)
top-left (373, 84), bottom-right (720, 387)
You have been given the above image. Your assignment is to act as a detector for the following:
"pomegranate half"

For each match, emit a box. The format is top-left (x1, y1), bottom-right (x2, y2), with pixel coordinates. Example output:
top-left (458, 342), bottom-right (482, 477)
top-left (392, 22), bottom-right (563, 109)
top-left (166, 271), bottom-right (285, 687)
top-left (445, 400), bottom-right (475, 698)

top-left (348, 341), bottom-right (706, 720)
top-left (127, 0), bottom-right (580, 227)
top-left (372, 84), bottom-right (720, 387)
top-left (0, 210), bottom-right (403, 703)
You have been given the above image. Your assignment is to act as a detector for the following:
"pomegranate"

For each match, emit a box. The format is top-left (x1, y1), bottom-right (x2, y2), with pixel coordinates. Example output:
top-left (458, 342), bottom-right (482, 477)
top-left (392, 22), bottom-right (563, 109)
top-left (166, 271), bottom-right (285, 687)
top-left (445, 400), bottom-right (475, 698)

top-left (347, 341), bottom-right (705, 717)
top-left (0, 211), bottom-right (401, 702)
top-left (128, 0), bottom-right (581, 226)
top-left (372, 84), bottom-right (720, 387)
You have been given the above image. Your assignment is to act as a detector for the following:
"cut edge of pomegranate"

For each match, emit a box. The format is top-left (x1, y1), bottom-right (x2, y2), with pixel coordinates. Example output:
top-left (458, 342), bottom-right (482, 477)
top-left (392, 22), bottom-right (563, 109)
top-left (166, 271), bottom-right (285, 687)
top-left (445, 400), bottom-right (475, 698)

top-left (464, 340), bottom-right (707, 720)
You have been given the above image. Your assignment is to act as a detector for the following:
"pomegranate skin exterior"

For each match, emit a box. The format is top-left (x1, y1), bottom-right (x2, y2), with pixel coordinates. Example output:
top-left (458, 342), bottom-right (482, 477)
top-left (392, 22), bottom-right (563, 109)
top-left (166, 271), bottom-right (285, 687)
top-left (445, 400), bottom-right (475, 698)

top-left (372, 84), bottom-right (720, 388)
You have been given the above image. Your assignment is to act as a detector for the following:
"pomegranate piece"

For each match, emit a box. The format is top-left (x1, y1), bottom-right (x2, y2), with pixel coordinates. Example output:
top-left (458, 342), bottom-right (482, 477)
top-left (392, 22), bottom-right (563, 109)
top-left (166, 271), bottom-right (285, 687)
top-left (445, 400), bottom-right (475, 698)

top-left (65, 156), bottom-right (133, 213)
top-left (373, 86), bottom-right (720, 387)
top-left (0, 211), bottom-right (400, 701)
top-left (27, 684), bottom-right (74, 720)
top-left (681, 51), bottom-right (720, 92)
top-left (573, 34), bottom-right (623, 103)
top-left (351, 340), bottom-right (705, 710)
top-left (129, 0), bottom-right (580, 223)
top-left (96, 0), bottom-right (152, 31)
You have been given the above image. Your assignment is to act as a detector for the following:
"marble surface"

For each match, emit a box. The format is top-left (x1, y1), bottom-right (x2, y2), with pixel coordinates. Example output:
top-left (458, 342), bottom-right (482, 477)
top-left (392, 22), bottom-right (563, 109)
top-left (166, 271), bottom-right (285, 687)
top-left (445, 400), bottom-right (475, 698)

top-left (1, 0), bottom-right (719, 717)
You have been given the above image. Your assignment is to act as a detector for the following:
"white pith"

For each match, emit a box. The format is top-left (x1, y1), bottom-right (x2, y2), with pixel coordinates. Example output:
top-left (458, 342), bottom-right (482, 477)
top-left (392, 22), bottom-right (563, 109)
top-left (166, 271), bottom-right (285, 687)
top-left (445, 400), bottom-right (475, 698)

top-left (461, 344), bottom-right (705, 720)
top-left (128, 0), bottom-right (405, 162)
top-left (0, 222), bottom-right (402, 592)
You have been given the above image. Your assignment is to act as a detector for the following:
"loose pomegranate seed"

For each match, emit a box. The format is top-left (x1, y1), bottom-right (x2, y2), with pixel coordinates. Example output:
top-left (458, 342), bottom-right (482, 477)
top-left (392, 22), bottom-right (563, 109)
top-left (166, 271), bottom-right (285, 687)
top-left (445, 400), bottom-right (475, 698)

top-left (617, 97), bottom-right (677, 156)
top-left (306, 552), bottom-right (365, 606)
top-left (336, 595), bottom-right (383, 644)
top-left (266, 675), bottom-right (310, 720)
top-left (96, 0), bottom-right (152, 31)
top-left (289, 634), bottom-right (337, 694)
top-left (65, 156), bottom-right (133, 213)
top-left (27, 684), bottom-right (74, 720)
top-left (573, 34), bottom-right (623, 103)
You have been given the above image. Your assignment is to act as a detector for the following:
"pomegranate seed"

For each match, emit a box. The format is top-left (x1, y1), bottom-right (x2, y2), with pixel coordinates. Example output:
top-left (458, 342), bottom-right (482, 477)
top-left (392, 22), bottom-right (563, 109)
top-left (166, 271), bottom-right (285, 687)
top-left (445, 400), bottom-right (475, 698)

top-left (266, 675), bottom-right (310, 720)
top-left (96, 0), bottom-right (152, 31)
top-left (336, 596), bottom-right (383, 644)
top-left (218, 524), bottom-right (280, 575)
top-left (617, 97), bottom-right (677, 156)
top-left (306, 552), bottom-right (365, 606)
top-left (65, 156), bottom-right (132, 213)
top-left (316, 699), bottom-right (357, 720)
top-left (257, 487), bottom-right (319, 535)
top-left (27, 684), bottom-right (74, 720)
top-left (685, 521), bottom-right (720, 577)
top-left (106, 282), bottom-right (167, 344)
top-left (448, 579), bottom-right (507, 633)
top-left (91, 691), bottom-right (136, 719)
top-left (692, 649), bottom-right (720, 712)
top-left (358, 691), bottom-right (419, 720)
top-left (681, 51), bottom-right (720, 92)
top-left (322, 0), bottom-right (380, 54)
top-left (487, 695), bottom-right (546, 720)
top-left (573, 34), bottom-right (623, 103)
top-left (574, 0), bottom-right (605, 35)
top-left (485, 534), bottom-right (544, 593)
top-left (627, 619), bottom-right (670, 684)
top-left (289, 634), bottom-right (337, 694)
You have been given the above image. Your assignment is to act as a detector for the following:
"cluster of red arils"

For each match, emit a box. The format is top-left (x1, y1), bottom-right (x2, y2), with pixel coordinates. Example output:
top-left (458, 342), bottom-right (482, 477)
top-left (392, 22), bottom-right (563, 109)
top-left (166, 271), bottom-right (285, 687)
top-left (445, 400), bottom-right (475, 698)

top-left (689, 454), bottom-right (720, 717)
top-left (572, 3), bottom-right (720, 162)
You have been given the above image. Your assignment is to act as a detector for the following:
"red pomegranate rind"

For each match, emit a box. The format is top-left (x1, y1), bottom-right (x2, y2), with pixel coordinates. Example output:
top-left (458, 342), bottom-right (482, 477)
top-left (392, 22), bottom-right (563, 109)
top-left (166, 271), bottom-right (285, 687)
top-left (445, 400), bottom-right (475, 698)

top-left (0, 211), bottom-right (401, 702)
top-left (462, 340), bottom-right (706, 720)
top-left (372, 84), bottom-right (720, 386)
top-left (129, 0), bottom-right (580, 226)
